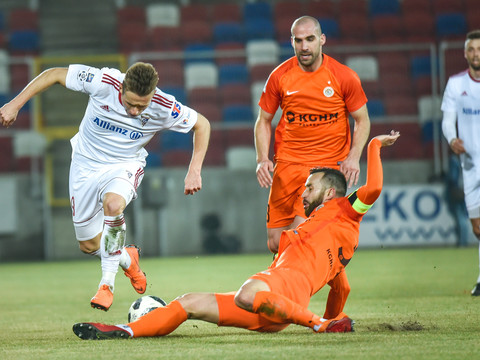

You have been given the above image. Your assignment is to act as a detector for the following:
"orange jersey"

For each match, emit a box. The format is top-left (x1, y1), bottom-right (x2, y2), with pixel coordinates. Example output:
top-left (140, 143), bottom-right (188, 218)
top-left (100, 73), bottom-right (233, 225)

top-left (259, 54), bottom-right (367, 166)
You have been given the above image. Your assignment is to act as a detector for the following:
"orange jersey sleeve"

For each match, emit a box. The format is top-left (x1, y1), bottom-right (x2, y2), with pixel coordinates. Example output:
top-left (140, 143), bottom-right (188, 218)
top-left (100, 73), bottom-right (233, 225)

top-left (259, 55), bottom-right (368, 166)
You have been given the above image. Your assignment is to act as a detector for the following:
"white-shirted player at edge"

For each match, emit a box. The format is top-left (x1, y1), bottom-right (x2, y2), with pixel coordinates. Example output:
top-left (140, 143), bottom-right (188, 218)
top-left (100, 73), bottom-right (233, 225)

top-left (0, 62), bottom-right (211, 310)
top-left (441, 29), bottom-right (480, 296)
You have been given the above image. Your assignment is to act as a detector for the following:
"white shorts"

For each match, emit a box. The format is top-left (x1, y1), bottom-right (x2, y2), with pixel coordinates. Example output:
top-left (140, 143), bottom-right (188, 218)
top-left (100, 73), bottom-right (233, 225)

top-left (69, 160), bottom-right (145, 241)
top-left (462, 154), bottom-right (480, 219)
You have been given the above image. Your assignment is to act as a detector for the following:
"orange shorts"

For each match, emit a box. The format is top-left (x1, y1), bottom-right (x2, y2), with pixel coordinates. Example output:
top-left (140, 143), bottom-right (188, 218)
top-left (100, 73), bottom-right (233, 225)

top-left (267, 161), bottom-right (340, 228)
top-left (215, 268), bottom-right (311, 332)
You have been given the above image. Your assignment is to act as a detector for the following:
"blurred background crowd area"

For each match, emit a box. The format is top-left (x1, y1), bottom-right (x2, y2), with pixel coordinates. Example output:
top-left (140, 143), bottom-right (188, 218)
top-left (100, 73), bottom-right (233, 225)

top-left (0, 0), bottom-right (478, 260)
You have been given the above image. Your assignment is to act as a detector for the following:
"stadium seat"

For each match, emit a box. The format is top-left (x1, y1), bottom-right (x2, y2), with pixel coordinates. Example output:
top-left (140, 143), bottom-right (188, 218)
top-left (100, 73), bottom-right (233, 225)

top-left (0, 136), bottom-right (13, 172)
top-left (152, 60), bottom-right (184, 88)
top-left (192, 102), bottom-right (222, 123)
top-left (318, 18), bottom-right (340, 40)
top-left (218, 64), bottom-right (249, 86)
top-left (466, 12), bottom-right (480, 31)
top-left (8, 30), bottom-right (40, 54)
top-left (222, 104), bottom-right (254, 123)
top-left (215, 43), bottom-right (246, 66)
top-left (345, 55), bottom-right (379, 81)
top-left (180, 3), bottom-right (209, 23)
top-left (274, 1), bottom-right (303, 24)
top-left (220, 83), bottom-right (251, 106)
top-left (443, 48), bottom-right (468, 78)
top-left (371, 14), bottom-right (404, 43)
top-left (369, 0), bottom-right (400, 16)
top-left (212, 22), bottom-right (245, 44)
top-left (226, 147), bottom-right (256, 170)
top-left (160, 131), bottom-right (192, 151)
top-left (250, 81), bottom-right (265, 112)
top-left (0, 11), bottom-right (5, 32)
top-left (8, 8), bottom-right (38, 31)
top-left (246, 39), bottom-right (279, 67)
top-left (465, 0), bottom-right (480, 12)
top-left (275, 17), bottom-right (295, 43)
top-left (380, 73), bottom-right (414, 97)
top-left (184, 44), bottom-right (215, 64)
top-left (361, 81), bottom-right (382, 99)
top-left (305, 0), bottom-right (337, 18)
top-left (162, 86), bottom-right (187, 105)
top-left (188, 87), bottom-right (219, 107)
top-left (366, 99), bottom-right (385, 120)
top-left (435, 13), bottom-right (468, 40)
top-left (411, 55), bottom-right (433, 79)
top-left (149, 26), bottom-right (182, 51)
top-left (401, 0), bottom-right (431, 14)
top-left (146, 3), bottom-right (180, 28)
top-left (161, 149), bottom-right (192, 167)
top-left (224, 128), bottom-right (255, 148)
top-left (243, 2), bottom-right (272, 21)
top-left (181, 21), bottom-right (213, 46)
top-left (384, 95), bottom-right (418, 116)
top-left (0, 50), bottom-right (10, 94)
top-left (212, 3), bottom-right (241, 23)
top-left (244, 18), bottom-right (275, 40)
top-left (184, 62), bottom-right (218, 90)
top-left (418, 95), bottom-right (442, 123)
top-left (377, 52), bottom-right (410, 75)
top-left (414, 76), bottom-right (434, 97)
top-left (431, 0), bottom-right (465, 15)
top-left (250, 64), bottom-right (274, 83)
top-left (203, 130), bottom-right (226, 166)
top-left (403, 12), bottom-right (436, 43)
top-left (118, 23), bottom-right (149, 53)
top-left (337, 0), bottom-right (368, 16)
top-left (339, 14), bottom-right (371, 44)
top-left (117, 6), bottom-right (145, 24)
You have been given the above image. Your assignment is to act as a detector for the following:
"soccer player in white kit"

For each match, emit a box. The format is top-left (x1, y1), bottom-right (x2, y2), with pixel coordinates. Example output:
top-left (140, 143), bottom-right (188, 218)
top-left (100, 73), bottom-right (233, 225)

top-left (441, 30), bottom-right (480, 296)
top-left (0, 62), bottom-right (211, 310)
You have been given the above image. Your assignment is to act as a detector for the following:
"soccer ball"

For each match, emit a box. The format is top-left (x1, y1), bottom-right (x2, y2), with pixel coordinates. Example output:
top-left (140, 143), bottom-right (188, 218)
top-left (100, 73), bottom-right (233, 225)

top-left (128, 295), bottom-right (167, 322)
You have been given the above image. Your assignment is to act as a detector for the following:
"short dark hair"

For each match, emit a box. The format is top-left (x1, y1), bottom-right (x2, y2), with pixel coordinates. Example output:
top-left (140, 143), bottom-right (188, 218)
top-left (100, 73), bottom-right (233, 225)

top-left (309, 167), bottom-right (347, 197)
top-left (466, 29), bottom-right (480, 41)
top-left (123, 62), bottom-right (159, 96)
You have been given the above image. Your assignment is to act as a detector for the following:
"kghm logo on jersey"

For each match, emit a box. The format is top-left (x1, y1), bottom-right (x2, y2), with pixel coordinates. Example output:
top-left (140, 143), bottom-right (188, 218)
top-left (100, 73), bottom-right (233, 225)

top-left (285, 111), bottom-right (339, 125)
top-left (171, 102), bottom-right (182, 119)
top-left (93, 117), bottom-right (143, 140)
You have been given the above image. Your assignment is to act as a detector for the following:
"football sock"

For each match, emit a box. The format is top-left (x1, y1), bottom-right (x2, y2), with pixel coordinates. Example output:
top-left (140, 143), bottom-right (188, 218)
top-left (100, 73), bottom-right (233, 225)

top-left (252, 291), bottom-right (322, 330)
top-left (99, 214), bottom-right (126, 288)
top-left (477, 242), bottom-right (480, 283)
top-left (118, 247), bottom-right (131, 270)
top-left (88, 249), bottom-right (101, 258)
top-left (128, 300), bottom-right (188, 337)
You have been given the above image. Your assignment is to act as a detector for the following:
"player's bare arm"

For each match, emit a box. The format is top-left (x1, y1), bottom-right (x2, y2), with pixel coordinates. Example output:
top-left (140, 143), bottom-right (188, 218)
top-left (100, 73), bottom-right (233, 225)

top-left (184, 113), bottom-right (210, 195)
top-left (254, 109), bottom-right (275, 188)
top-left (340, 104), bottom-right (371, 188)
top-left (374, 130), bottom-right (400, 147)
top-left (1, 67), bottom-right (68, 128)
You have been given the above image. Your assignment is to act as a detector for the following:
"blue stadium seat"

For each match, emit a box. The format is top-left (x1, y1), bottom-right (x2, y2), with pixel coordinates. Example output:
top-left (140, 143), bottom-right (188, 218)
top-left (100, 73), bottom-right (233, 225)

top-left (222, 105), bottom-right (254, 122)
top-left (369, 0), bottom-right (400, 16)
top-left (212, 22), bottom-right (245, 44)
top-left (162, 86), bottom-right (187, 105)
top-left (410, 55), bottom-right (433, 79)
top-left (244, 18), bottom-right (275, 40)
top-left (318, 18), bottom-right (340, 40)
top-left (435, 13), bottom-right (467, 39)
top-left (184, 44), bottom-right (215, 64)
top-left (219, 64), bottom-right (249, 86)
top-left (243, 2), bottom-right (272, 21)
top-left (366, 99), bottom-right (385, 119)
top-left (0, 11), bottom-right (5, 31)
top-left (160, 131), bottom-right (192, 151)
top-left (8, 30), bottom-right (39, 53)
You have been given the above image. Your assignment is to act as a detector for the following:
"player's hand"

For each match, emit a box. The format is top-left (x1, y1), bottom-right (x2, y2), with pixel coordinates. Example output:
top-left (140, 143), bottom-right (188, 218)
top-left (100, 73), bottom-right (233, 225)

top-left (375, 130), bottom-right (401, 147)
top-left (256, 160), bottom-right (274, 188)
top-left (0, 103), bottom-right (19, 128)
top-left (449, 138), bottom-right (466, 155)
top-left (184, 171), bottom-right (202, 195)
top-left (339, 157), bottom-right (360, 188)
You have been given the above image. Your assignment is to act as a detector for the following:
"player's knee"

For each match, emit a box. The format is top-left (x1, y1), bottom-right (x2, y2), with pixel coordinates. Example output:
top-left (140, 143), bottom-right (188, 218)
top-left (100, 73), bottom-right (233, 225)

top-left (78, 240), bottom-right (99, 254)
top-left (103, 194), bottom-right (126, 216)
top-left (234, 290), bottom-right (254, 311)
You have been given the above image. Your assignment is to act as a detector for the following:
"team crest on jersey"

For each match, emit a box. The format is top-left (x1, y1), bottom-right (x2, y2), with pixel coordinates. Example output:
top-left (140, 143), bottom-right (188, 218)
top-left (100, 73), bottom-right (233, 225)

top-left (86, 73), bottom-right (95, 82)
top-left (78, 71), bottom-right (88, 82)
top-left (323, 86), bottom-right (334, 98)
top-left (100, 105), bottom-right (110, 112)
top-left (140, 116), bottom-right (149, 127)
top-left (126, 171), bottom-right (132, 179)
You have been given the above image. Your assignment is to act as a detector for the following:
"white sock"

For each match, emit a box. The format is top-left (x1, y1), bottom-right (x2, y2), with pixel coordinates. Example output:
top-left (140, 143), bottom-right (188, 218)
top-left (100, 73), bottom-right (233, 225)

top-left (477, 242), bottom-right (480, 284)
top-left (119, 247), bottom-right (131, 270)
top-left (99, 214), bottom-right (126, 289)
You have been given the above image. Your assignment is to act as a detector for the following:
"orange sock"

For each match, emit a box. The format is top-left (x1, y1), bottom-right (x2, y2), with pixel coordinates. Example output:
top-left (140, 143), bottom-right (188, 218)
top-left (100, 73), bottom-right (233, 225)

top-left (252, 291), bottom-right (321, 330)
top-left (128, 300), bottom-right (188, 337)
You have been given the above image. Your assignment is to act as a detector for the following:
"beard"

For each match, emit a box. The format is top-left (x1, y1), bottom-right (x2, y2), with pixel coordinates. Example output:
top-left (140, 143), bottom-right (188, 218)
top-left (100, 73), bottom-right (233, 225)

top-left (304, 194), bottom-right (324, 217)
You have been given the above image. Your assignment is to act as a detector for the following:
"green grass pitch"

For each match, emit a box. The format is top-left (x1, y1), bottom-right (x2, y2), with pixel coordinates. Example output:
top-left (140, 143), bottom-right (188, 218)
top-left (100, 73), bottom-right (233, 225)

top-left (1, 247), bottom-right (479, 359)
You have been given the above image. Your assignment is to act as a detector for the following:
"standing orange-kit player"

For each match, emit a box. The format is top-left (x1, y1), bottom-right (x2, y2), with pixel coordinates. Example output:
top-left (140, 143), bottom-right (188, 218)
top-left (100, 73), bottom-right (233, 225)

top-left (72, 131), bottom-right (400, 340)
top-left (255, 16), bottom-right (371, 254)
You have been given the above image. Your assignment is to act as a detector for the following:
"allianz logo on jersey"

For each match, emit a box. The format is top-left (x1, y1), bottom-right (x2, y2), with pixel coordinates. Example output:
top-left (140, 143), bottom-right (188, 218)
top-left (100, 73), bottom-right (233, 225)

top-left (93, 117), bottom-right (143, 140)
top-left (463, 108), bottom-right (480, 115)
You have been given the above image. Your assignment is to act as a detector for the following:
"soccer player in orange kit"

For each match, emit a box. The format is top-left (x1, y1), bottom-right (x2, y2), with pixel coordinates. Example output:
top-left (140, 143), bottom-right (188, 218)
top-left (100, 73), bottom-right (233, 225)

top-left (72, 131), bottom-right (400, 340)
top-left (255, 16), bottom-right (371, 254)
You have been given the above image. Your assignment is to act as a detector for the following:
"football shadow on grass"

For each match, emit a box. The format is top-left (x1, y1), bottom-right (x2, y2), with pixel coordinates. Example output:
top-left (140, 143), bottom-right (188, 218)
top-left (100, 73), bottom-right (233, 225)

top-left (366, 321), bottom-right (425, 332)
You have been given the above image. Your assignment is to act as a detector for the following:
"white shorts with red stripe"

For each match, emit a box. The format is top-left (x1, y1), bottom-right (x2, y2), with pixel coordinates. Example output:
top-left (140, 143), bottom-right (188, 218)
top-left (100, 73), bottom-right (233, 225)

top-left (69, 159), bottom-right (144, 241)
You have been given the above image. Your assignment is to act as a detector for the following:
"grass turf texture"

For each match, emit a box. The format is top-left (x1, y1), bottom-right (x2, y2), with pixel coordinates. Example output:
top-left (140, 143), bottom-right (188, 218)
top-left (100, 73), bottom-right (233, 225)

top-left (1, 247), bottom-right (479, 359)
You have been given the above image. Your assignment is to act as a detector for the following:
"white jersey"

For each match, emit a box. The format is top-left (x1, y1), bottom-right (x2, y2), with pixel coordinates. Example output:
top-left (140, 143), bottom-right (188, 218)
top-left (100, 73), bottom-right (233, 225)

top-left (441, 70), bottom-right (480, 216)
top-left (441, 70), bottom-right (480, 159)
top-left (65, 64), bottom-right (197, 168)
